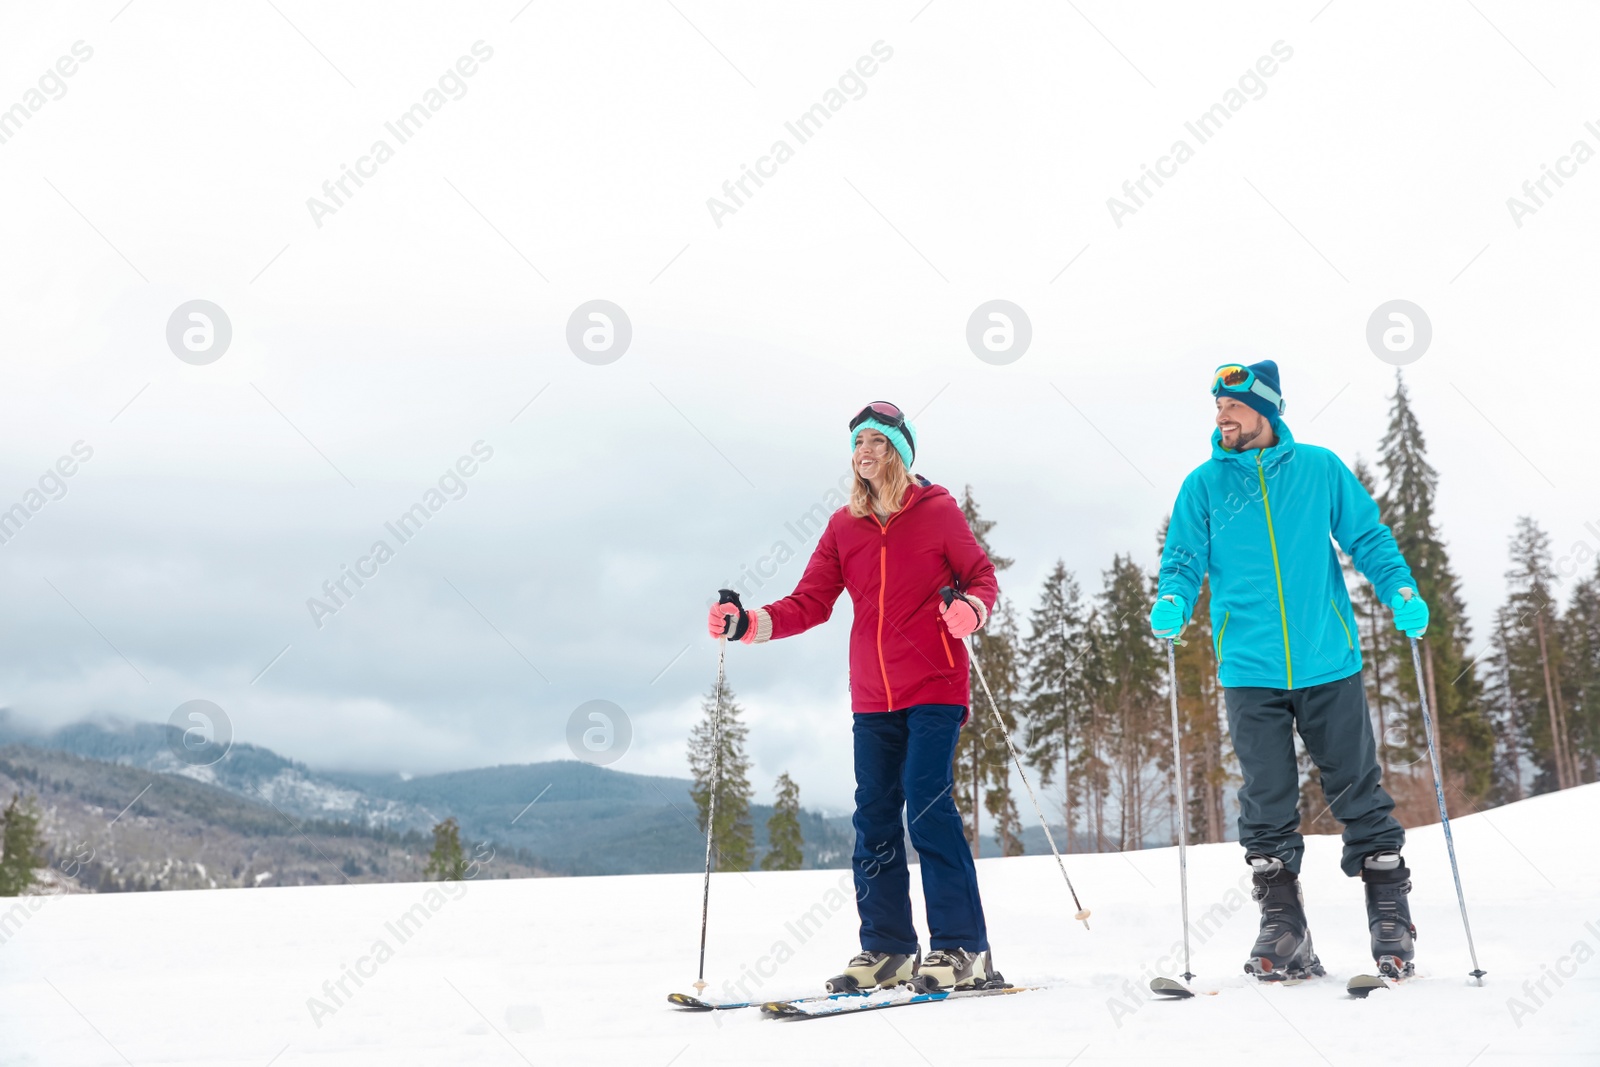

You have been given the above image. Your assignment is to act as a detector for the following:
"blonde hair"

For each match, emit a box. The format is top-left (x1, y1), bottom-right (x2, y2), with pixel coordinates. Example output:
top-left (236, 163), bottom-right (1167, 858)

top-left (848, 446), bottom-right (913, 519)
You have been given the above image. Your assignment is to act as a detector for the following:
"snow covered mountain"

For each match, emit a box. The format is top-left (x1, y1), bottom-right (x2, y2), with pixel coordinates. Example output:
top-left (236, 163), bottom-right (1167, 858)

top-left (0, 715), bottom-right (853, 877)
top-left (0, 744), bottom-right (549, 892)
top-left (4, 780), bottom-right (1593, 1065)
top-left (0, 714), bottom-right (432, 831)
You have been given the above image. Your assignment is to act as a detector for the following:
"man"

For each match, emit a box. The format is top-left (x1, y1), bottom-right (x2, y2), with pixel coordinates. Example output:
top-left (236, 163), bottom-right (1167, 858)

top-left (1150, 360), bottom-right (1431, 981)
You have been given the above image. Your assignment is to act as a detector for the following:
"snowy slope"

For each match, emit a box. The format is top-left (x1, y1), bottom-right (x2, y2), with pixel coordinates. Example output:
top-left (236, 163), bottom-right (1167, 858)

top-left (3, 785), bottom-right (1596, 1066)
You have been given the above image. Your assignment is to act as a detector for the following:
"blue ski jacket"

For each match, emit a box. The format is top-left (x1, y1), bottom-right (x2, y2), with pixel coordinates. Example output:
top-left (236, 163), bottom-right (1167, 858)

top-left (1156, 421), bottom-right (1415, 691)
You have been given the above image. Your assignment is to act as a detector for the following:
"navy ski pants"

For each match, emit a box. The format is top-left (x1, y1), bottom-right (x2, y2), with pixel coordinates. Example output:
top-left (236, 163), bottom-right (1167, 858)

top-left (851, 704), bottom-right (989, 954)
top-left (1225, 671), bottom-right (1405, 877)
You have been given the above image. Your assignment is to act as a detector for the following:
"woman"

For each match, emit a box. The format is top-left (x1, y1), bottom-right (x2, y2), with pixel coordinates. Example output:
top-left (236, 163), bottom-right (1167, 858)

top-left (706, 401), bottom-right (1002, 993)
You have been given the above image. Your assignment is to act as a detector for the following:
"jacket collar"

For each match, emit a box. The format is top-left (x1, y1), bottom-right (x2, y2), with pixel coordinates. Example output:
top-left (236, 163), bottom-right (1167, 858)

top-left (1210, 420), bottom-right (1296, 469)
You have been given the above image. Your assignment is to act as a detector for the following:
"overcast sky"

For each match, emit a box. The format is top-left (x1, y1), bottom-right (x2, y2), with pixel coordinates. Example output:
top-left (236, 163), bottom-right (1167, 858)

top-left (2, 2), bottom-right (1595, 813)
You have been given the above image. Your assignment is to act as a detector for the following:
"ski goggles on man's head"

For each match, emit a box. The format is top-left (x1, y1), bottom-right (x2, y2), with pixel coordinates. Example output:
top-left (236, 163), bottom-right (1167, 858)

top-left (849, 401), bottom-right (908, 433)
top-left (1211, 364), bottom-right (1285, 414)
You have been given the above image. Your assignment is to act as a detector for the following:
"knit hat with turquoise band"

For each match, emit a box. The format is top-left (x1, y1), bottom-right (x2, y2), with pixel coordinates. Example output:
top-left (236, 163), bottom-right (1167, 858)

top-left (850, 414), bottom-right (916, 470)
top-left (1212, 359), bottom-right (1285, 428)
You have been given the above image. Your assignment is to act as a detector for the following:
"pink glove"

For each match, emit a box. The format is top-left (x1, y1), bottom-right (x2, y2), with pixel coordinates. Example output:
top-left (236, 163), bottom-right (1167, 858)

top-left (708, 602), bottom-right (770, 644)
top-left (939, 594), bottom-right (984, 640)
top-left (707, 602), bottom-right (745, 640)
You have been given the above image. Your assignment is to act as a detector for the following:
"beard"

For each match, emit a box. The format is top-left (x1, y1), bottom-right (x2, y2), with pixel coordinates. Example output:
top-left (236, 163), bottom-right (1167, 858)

top-left (1225, 423), bottom-right (1266, 449)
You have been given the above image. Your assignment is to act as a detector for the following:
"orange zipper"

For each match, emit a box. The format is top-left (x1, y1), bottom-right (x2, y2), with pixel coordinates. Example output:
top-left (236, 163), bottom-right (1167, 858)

top-left (876, 515), bottom-right (895, 710)
top-left (939, 628), bottom-right (955, 668)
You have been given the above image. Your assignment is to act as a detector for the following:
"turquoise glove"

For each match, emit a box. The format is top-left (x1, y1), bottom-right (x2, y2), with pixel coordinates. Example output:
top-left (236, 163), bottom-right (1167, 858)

top-left (1149, 594), bottom-right (1187, 640)
top-left (1390, 588), bottom-right (1429, 638)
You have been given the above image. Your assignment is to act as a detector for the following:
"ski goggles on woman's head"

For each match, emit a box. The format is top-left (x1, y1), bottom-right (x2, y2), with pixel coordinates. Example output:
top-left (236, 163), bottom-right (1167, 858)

top-left (849, 401), bottom-right (908, 432)
top-left (1211, 364), bottom-right (1284, 413)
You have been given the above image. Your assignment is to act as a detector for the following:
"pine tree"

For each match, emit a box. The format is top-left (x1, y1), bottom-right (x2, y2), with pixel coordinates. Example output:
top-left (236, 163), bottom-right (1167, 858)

top-left (761, 772), bottom-right (805, 871)
top-left (424, 817), bottom-right (468, 880)
top-left (1501, 518), bottom-right (1578, 792)
top-left (980, 599), bottom-right (1026, 856)
top-left (1560, 559), bottom-right (1600, 784)
top-left (1092, 554), bottom-right (1164, 850)
top-left (1021, 560), bottom-right (1092, 851)
top-left (952, 486), bottom-right (1017, 857)
top-left (1375, 372), bottom-right (1495, 804)
top-left (1483, 606), bottom-right (1530, 804)
top-left (688, 676), bottom-right (754, 871)
top-left (0, 793), bottom-right (43, 896)
top-left (1075, 613), bottom-right (1112, 850)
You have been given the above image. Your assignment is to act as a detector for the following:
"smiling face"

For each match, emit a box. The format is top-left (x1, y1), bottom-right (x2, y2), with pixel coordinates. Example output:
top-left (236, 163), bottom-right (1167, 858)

top-left (853, 429), bottom-right (892, 482)
top-left (1215, 395), bottom-right (1272, 451)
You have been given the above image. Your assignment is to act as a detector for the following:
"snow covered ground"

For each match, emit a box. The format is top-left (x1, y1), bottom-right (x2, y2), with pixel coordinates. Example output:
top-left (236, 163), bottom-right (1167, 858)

top-left (3, 785), bottom-right (1596, 1066)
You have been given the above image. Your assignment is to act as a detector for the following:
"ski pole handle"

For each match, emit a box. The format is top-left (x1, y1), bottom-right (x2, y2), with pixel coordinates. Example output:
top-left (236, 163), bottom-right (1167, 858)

top-left (1398, 587), bottom-right (1414, 602)
top-left (713, 589), bottom-right (744, 640)
top-left (1159, 595), bottom-right (1187, 647)
top-left (938, 586), bottom-right (977, 640)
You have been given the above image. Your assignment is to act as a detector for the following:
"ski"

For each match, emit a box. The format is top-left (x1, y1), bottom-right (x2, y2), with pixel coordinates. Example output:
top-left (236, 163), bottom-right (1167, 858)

top-left (1149, 977), bottom-right (1195, 999)
top-left (1154, 972), bottom-right (1388, 1001)
top-left (761, 984), bottom-right (1040, 1018)
top-left (1347, 971), bottom-right (1432, 997)
top-left (668, 990), bottom-right (867, 1012)
top-left (1347, 974), bottom-right (1389, 998)
top-left (1152, 969), bottom-right (1431, 1002)
top-left (668, 992), bottom-right (756, 1011)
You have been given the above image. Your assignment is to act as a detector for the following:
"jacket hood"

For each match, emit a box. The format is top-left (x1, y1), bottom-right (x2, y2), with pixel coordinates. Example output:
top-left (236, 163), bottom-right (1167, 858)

top-left (905, 475), bottom-right (945, 508)
top-left (874, 474), bottom-right (944, 516)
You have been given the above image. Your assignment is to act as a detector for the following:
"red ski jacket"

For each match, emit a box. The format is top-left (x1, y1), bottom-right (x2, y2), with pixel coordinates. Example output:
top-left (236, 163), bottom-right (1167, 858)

top-left (746, 478), bottom-right (998, 714)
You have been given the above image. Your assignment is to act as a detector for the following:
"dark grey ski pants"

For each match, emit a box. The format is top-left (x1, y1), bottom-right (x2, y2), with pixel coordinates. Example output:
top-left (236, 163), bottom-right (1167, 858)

top-left (1224, 670), bottom-right (1404, 877)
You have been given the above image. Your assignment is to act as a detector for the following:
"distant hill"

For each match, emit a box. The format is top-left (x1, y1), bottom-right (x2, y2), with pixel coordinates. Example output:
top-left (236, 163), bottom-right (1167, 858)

top-left (0, 714), bottom-right (429, 830)
top-left (0, 714), bottom-right (853, 881)
top-left (0, 744), bottom-right (548, 892)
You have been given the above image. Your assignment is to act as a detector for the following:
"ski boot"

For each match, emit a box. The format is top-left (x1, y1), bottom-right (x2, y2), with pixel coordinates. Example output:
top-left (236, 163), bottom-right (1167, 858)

top-left (1243, 855), bottom-right (1325, 981)
top-left (825, 950), bottom-right (917, 994)
top-left (1362, 851), bottom-right (1416, 979)
top-left (912, 948), bottom-right (1008, 992)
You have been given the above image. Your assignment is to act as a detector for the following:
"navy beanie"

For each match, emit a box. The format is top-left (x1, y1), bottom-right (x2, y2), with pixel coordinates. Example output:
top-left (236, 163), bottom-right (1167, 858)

top-left (1228, 359), bottom-right (1283, 427)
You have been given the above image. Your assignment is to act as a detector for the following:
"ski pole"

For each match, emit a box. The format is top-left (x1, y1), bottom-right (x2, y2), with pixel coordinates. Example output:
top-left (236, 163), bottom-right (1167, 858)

top-left (942, 587), bottom-right (1091, 930)
top-left (1399, 587), bottom-right (1486, 984)
top-left (694, 588), bottom-right (740, 995)
top-left (1161, 603), bottom-right (1195, 983)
